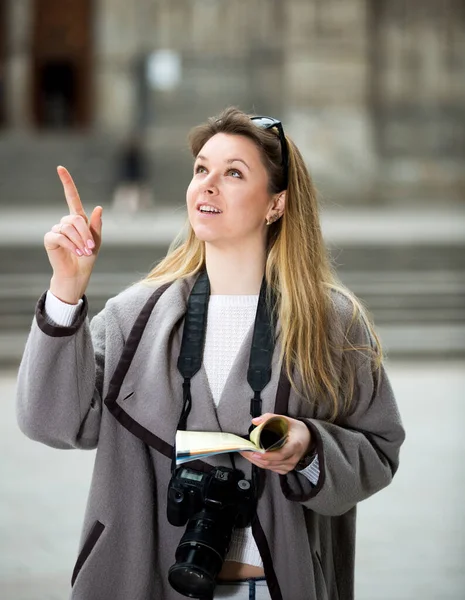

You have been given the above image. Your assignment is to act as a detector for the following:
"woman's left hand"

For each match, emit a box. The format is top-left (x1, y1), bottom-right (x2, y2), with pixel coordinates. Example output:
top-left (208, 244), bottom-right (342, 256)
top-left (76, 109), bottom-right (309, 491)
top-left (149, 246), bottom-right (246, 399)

top-left (239, 413), bottom-right (313, 475)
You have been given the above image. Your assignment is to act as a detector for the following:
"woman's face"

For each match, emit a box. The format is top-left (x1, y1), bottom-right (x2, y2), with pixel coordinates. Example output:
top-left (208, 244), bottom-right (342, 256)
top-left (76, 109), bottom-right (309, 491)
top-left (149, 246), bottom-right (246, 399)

top-left (186, 133), bottom-right (275, 249)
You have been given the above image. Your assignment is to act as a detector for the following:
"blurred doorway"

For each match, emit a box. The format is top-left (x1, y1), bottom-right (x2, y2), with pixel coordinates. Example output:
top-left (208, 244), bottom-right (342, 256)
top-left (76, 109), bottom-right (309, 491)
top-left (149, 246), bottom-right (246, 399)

top-left (32, 0), bottom-right (93, 128)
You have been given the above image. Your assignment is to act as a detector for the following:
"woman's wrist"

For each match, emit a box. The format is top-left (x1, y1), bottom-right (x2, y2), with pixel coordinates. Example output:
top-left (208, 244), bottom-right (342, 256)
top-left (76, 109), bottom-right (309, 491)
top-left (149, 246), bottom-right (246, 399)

top-left (49, 276), bottom-right (85, 305)
top-left (296, 437), bottom-right (317, 470)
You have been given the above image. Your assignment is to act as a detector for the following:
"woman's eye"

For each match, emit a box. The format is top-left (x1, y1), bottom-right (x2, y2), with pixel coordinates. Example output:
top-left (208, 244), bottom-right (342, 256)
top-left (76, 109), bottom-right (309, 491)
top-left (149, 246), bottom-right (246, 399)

top-left (228, 169), bottom-right (242, 178)
top-left (195, 165), bottom-right (207, 174)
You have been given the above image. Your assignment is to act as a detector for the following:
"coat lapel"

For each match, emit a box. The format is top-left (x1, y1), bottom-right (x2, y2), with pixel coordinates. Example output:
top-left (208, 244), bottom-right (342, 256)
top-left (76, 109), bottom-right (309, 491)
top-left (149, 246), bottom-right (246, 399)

top-left (108, 276), bottom-right (221, 447)
top-left (106, 275), bottom-right (287, 456)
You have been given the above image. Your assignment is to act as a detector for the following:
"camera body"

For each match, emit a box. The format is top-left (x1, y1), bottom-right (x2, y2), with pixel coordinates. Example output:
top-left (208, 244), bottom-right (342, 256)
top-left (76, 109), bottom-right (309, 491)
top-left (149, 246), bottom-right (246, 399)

top-left (167, 465), bottom-right (255, 599)
top-left (167, 465), bottom-right (253, 527)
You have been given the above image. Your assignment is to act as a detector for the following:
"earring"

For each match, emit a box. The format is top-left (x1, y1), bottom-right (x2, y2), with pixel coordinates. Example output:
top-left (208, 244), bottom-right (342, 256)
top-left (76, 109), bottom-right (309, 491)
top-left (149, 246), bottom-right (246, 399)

top-left (266, 214), bottom-right (280, 226)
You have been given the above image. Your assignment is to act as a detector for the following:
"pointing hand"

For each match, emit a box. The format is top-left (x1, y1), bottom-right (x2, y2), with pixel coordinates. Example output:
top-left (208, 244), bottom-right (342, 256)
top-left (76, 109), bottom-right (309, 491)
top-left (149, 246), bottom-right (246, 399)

top-left (44, 166), bottom-right (103, 304)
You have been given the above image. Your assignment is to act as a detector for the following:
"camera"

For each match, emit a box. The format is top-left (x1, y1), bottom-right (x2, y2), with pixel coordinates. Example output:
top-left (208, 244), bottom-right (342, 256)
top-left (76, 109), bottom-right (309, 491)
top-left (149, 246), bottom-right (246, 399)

top-left (167, 465), bottom-right (255, 599)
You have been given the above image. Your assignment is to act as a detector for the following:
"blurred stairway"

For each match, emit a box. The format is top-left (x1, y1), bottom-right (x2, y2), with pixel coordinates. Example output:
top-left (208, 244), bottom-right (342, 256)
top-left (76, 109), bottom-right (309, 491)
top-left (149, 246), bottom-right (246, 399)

top-left (0, 132), bottom-right (120, 208)
top-left (0, 207), bottom-right (464, 366)
top-left (0, 130), bottom-right (191, 209)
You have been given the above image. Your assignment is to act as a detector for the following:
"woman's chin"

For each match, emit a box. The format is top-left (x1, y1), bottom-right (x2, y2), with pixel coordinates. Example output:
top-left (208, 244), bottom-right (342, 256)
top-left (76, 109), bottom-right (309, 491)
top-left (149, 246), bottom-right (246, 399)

top-left (191, 225), bottom-right (220, 244)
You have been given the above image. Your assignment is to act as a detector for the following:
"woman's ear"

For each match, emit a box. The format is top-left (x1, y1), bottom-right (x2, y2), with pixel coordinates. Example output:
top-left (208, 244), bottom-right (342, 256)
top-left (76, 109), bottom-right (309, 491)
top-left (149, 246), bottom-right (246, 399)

top-left (265, 192), bottom-right (286, 225)
top-left (272, 191), bottom-right (286, 218)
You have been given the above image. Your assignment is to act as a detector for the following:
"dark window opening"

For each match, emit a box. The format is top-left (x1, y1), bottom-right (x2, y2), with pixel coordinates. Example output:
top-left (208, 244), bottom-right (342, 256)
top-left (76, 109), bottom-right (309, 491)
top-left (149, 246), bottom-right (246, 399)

top-left (32, 0), bottom-right (92, 129)
top-left (38, 60), bottom-right (77, 127)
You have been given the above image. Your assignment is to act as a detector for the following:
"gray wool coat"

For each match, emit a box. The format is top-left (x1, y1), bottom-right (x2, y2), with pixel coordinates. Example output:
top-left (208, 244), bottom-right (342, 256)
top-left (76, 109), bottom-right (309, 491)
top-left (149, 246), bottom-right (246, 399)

top-left (16, 275), bottom-right (405, 600)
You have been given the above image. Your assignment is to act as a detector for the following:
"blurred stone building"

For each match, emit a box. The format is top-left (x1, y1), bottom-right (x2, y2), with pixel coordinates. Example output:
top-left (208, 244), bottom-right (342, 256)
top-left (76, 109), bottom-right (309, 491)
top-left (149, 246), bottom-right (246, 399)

top-left (0, 0), bottom-right (464, 207)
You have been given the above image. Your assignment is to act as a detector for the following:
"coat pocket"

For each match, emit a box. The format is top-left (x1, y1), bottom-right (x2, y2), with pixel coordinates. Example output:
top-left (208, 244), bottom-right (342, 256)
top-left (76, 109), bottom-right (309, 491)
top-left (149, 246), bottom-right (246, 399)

top-left (71, 520), bottom-right (105, 587)
top-left (312, 550), bottom-right (329, 600)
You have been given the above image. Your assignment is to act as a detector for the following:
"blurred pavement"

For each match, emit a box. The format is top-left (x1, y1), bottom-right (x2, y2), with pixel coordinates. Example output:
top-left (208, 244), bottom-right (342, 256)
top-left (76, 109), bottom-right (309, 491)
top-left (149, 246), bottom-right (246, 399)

top-left (1, 360), bottom-right (465, 599)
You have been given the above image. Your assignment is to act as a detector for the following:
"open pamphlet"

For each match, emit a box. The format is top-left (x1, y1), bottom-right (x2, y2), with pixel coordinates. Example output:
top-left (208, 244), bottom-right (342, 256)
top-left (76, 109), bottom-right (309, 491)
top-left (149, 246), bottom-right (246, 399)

top-left (175, 415), bottom-right (289, 466)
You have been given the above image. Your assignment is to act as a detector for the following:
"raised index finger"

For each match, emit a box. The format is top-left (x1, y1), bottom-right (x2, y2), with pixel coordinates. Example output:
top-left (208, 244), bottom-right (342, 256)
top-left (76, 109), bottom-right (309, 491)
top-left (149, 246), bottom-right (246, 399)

top-left (57, 166), bottom-right (86, 218)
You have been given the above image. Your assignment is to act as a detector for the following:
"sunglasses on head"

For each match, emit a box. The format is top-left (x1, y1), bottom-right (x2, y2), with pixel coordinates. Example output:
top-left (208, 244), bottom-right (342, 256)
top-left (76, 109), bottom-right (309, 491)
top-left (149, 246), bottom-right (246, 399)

top-left (250, 115), bottom-right (289, 190)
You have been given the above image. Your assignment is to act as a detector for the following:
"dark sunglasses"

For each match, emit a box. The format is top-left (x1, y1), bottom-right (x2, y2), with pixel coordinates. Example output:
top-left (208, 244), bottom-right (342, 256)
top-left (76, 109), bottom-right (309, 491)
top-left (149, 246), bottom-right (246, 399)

top-left (250, 115), bottom-right (289, 190)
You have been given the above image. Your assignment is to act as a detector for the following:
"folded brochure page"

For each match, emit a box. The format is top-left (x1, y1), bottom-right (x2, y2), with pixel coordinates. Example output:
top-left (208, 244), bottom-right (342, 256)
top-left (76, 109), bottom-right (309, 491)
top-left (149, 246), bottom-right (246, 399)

top-left (175, 415), bottom-right (289, 466)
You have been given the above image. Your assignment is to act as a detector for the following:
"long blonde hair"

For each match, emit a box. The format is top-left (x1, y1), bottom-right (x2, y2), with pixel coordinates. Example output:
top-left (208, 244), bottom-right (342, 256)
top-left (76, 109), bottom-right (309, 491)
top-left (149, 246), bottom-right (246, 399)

top-left (143, 107), bottom-right (381, 421)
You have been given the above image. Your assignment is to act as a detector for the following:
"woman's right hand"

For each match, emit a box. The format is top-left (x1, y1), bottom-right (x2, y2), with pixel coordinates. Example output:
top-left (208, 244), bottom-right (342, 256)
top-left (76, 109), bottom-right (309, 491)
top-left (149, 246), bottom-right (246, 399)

top-left (44, 166), bottom-right (103, 304)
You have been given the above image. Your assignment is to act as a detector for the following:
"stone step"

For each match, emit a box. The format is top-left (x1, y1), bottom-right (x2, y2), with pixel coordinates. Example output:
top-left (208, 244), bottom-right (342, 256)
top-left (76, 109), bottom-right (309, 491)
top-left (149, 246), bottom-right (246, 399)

top-left (0, 241), bottom-right (464, 274)
top-left (3, 324), bottom-right (464, 370)
top-left (2, 270), bottom-right (464, 294)
top-left (1, 272), bottom-right (463, 333)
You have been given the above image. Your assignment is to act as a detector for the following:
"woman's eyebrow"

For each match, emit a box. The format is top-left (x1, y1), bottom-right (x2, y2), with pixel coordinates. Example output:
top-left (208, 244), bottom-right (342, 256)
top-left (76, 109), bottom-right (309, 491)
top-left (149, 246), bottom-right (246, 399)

top-left (195, 155), bottom-right (250, 170)
top-left (227, 158), bottom-right (250, 170)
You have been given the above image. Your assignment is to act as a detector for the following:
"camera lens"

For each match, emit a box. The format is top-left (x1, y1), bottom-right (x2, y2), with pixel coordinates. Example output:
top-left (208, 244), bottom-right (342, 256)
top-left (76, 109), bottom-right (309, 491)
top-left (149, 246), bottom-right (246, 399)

top-left (168, 512), bottom-right (235, 598)
top-left (168, 541), bottom-right (219, 598)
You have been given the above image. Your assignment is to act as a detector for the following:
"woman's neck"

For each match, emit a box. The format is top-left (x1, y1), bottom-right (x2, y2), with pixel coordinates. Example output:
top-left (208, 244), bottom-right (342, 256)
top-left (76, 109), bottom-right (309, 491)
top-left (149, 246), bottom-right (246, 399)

top-left (205, 243), bottom-right (265, 295)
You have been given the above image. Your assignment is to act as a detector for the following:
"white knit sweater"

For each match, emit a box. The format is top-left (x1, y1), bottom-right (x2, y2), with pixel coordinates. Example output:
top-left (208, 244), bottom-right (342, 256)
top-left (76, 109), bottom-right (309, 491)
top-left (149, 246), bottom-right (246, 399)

top-left (203, 294), bottom-right (263, 565)
top-left (45, 291), bottom-right (320, 568)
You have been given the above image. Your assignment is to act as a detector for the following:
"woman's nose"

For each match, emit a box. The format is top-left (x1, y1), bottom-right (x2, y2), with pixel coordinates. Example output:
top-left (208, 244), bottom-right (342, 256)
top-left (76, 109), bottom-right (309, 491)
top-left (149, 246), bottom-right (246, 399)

top-left (200, 175), bottom-right (218, 195)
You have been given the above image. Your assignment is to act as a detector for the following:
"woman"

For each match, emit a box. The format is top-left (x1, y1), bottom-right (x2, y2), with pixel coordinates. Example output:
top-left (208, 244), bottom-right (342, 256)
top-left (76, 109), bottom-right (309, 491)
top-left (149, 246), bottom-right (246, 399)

top-left (16, 107), bottom-right (405, 600)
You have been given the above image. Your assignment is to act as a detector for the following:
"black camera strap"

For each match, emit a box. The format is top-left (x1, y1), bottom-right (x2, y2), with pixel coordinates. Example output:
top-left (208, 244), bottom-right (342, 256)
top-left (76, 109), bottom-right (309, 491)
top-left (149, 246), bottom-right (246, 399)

top-left (176, 270), bottom-right (211, 431)
top-left (174, 270), bottom-right (277, 476)
top-left (247, 277), bottom-right (276, 421)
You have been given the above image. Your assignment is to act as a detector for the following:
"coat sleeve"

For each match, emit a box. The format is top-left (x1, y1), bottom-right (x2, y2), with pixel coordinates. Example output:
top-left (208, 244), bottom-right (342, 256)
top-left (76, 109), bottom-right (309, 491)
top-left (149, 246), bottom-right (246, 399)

top-left (15, 292), bottom-right (114, 450)
top-left (279, 311), bottom-right (405, 516)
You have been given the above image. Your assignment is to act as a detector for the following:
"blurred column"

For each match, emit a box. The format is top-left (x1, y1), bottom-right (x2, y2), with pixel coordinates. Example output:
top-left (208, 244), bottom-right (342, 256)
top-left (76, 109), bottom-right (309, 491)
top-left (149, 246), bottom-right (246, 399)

top-left (0, 1), bottom-right (5, 126)
top-left (284, 0), bottom-right (377, 204)
top-left (4, 0), bottom-right (34, 128)
top-left (367, 0), bottom-right (465, 205)
top-left (93, 0), bottom-right (138, 134)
